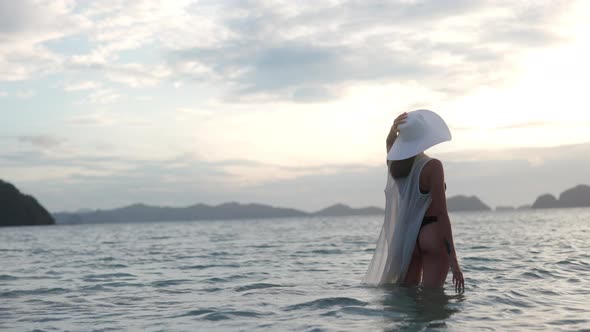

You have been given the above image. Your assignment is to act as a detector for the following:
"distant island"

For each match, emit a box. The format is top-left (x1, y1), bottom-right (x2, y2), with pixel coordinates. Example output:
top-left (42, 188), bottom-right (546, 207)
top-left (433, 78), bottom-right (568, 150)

top-left (0, 180), bottom-right (55, 227)
top-left (53, 202), bottom-right (386, 224)
top-left (54, 195), bottom-right (497, 224)
top-left (532, 184), bottom-right (590, 209)
top-left (313, 203), bottom-right (384, 217)
top-left (447, 195), bottom-right (491, 212)
top-left (54, 202), bottom-right (306, 224)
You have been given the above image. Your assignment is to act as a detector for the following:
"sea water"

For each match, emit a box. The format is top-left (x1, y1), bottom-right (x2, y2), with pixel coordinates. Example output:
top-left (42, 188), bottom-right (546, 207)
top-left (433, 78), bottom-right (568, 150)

top-left (1, 209), bottom-right (590, 331)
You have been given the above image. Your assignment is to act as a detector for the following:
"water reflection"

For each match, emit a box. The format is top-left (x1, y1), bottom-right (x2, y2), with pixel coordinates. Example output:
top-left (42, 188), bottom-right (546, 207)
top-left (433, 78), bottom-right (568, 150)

top-left (376, 285), bottom-right (464, 331)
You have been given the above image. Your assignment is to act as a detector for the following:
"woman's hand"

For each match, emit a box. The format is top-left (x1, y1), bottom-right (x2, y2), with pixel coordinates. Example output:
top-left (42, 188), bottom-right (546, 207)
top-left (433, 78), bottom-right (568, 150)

top-left (392, 112), bottom-right (408, 133)
top-left (386, 112), bottom-right (409, 152)
top-left (451, 264), bottom-right (464, 292)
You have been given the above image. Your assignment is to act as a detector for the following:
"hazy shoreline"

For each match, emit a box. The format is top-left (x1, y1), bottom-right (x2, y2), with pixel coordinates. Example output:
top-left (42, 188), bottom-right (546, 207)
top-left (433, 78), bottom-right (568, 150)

top-left (3, 178), bottom-right (590, 226)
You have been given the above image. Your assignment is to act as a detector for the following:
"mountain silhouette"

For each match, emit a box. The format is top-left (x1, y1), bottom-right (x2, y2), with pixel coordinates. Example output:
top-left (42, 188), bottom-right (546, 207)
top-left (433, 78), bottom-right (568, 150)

top-left (312, 204), bottom-right (384, 216)
top-left (54, 202), bottom-right (307, 224)
top-left (447, 195), bottom-right (491, 212)
top-left (0, 180), bottom-right (55, 227)
top-left (53, 202), bottom-right (391, 224)
top-left (532, 184), bottom-right (590, 209)
top-left (54, 194), bottom-right (496, 224)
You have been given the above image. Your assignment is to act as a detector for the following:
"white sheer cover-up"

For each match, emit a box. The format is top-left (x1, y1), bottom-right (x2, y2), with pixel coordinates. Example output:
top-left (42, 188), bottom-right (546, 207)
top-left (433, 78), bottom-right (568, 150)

top-left (363, 153), bottom-right (433, 285)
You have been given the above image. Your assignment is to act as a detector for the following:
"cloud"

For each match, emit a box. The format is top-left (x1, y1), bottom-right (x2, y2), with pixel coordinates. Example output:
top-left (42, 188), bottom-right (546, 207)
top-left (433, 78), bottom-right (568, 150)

top-left (494, 121), bottom-right (549, 130)
top-left (63, 80), bottom-right (100, 92)
top-left (17, 134), bottom-right (63, 149)
top-left (66, 110), bottom-right (151, 127)
top-left (0, 0), bottom-right (90, 81)
top-left (0, 1), bottom-right (83, 36)
top-left (81, 0), bottom-right (197, 52)
top-left (15, 89), bottom-right (35, 99)
top-left (0, 45), bottom-right (62, 81)
top-left (165, 0), bottom-right (575, 101)
top-left (59, 1), bottom-right (204, 87)
top-left (1, 0), bottom-right (577, 98)
top-left (175, 107), bottom-right (216, 121)
top-left (67, 59), bottom-right (172, 88)
top-left (105, 63), bottom-right (171, 87)
top-left (291, 86), bottom-right (339, 103)
top-left (442, 142), bottom-right (590, 162)
top-left (68, 51), bottom-right (108, 67)
top-left (86, 88), bottom-right (120, 104)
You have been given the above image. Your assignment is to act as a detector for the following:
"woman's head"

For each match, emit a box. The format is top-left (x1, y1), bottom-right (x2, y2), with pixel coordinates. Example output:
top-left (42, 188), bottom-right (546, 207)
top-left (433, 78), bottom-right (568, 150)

top-left (389, 156), bottom-right (416, 179)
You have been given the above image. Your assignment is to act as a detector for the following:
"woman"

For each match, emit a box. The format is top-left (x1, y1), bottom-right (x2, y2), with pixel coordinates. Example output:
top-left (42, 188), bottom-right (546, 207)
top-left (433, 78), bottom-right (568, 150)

top-left (363, 110), bottom-right (464, 291)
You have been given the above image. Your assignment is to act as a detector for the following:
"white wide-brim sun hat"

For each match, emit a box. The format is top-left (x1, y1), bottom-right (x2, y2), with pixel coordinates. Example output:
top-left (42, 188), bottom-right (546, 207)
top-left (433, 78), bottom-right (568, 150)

top-left (387, 109), bottom-right (452, 161)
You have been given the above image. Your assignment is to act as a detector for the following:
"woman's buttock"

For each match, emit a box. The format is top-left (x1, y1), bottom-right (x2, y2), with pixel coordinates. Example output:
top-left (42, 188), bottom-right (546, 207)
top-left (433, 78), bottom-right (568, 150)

top-left (419, 221), bottom-right (450, 288)
top-left (418, 222), bottom-right (443, 253)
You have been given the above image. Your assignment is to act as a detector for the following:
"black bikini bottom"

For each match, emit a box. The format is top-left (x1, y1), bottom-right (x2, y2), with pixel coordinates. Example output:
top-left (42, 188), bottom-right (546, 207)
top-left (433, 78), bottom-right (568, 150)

top-left (420, 215), bottom-right (438, 230)
top-left (416, 216), bottom-right (439, 253)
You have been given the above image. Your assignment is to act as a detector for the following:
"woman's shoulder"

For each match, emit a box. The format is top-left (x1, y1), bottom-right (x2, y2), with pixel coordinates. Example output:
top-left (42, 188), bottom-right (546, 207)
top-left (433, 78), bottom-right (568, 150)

top-left (422, 158), bottom-right (445, 177)
top-left (425, 157), bottom-right (443, 167)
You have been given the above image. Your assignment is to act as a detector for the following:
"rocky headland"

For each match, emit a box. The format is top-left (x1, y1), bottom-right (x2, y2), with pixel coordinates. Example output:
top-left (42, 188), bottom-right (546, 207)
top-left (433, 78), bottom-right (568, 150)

top-left (0, 180), bottom-right (55, 227)
top-left (447, 195), bottom-right (491, 212)
top-left (532, 185), bottom-right (590, 209)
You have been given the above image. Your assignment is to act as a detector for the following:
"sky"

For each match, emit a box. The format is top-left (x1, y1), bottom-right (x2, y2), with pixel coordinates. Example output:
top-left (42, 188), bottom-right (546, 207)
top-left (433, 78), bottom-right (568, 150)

top-left (1, 0), bottom-right (590, 213)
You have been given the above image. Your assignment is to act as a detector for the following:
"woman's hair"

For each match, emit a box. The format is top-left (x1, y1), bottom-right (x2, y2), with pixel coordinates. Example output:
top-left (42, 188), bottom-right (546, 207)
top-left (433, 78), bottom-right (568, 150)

top-left (389, 156), bottom-right (416, 179)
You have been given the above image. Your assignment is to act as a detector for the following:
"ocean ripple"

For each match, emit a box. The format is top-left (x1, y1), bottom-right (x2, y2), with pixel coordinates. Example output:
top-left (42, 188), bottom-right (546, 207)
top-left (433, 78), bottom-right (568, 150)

top-left (283, 297), bottom-right (368, 311)
top-left (1, 210), bottom-right (590, 331)
top-left (234, 283), bottom-right (283, 292)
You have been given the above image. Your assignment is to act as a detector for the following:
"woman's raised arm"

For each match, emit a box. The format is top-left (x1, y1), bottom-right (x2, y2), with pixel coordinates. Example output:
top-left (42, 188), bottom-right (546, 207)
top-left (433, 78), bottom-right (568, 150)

top-left (386, 112), bottom-right (408, 153)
